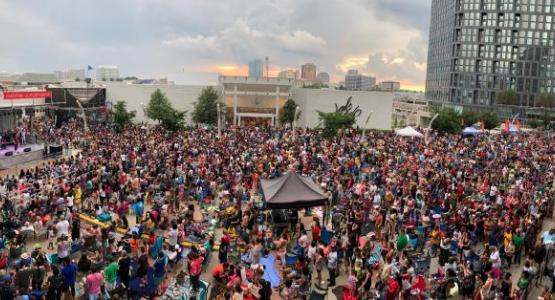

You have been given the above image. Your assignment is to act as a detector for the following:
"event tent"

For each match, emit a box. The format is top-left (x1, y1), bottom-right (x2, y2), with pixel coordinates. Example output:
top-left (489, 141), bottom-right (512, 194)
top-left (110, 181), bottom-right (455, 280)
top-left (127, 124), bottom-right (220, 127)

top-left (260, 172), bottom-right (328, 209)
top-left (395, 126), bottom-right (424, 138)
top-left (462, 127), bottom-right (481, 136)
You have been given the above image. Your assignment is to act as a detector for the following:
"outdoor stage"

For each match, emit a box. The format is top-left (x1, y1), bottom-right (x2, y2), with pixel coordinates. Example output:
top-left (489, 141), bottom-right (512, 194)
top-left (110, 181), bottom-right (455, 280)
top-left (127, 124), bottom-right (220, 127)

top-left (0, 144), bottom-right (44, 169)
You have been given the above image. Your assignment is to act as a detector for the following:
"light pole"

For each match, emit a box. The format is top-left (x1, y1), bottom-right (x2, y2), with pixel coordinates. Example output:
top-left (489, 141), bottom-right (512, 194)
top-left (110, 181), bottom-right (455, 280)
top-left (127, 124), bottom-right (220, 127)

top-left (361, 110), bottom-right (374, 142)
top-left (292, 106), bottom-right (300, 140)
top-left (425, 113), bottom-right (439, 144)
top-left (217, 103), bottom-right (221, 138)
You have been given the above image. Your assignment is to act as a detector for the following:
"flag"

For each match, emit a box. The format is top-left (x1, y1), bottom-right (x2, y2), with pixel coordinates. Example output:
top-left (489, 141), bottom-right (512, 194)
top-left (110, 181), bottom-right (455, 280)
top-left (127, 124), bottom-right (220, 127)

top-left (504, 119), bottom-right (510, 132)
top-left (480, 120), bottom-right (485, 131)
top-left (515, 119), bottom-right (521, 130)
top-left (87, 65), bottom-right (93, 70)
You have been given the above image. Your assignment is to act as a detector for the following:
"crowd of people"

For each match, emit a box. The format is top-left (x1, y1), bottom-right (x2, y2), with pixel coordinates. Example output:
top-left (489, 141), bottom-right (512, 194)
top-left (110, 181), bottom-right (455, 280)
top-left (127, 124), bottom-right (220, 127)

top-left (0, 118), bottom-right (553, 300)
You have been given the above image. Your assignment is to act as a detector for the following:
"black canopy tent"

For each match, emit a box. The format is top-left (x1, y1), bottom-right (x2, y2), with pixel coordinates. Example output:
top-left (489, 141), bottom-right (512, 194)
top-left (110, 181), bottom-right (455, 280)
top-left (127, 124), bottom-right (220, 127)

top-left (260, 172), bottom-right (328, 209)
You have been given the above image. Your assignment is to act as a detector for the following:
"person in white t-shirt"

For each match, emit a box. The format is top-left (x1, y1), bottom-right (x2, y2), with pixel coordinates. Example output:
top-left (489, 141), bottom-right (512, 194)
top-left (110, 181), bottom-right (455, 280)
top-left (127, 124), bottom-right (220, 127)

top-left (55, 219), bottom-right (70, 238)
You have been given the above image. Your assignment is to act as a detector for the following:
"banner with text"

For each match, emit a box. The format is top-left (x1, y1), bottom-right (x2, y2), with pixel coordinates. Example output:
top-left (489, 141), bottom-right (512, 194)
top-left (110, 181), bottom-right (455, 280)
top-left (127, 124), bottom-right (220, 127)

top-left (3, 91), bottom-right (52, 100)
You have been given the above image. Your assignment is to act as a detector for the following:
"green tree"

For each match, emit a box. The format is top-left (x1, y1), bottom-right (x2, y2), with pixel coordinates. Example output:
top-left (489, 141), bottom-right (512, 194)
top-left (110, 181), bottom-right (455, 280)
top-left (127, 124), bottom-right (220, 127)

top-left (111, 101), bottom-right (136, 128)
top-left (317, 111), bottom-right (356, 138)
top-left (192, 86), bottom-right (221, 125)
top-left (279, 98), bottom-right (300, 127)
top-left (496, 90), bottom-right (519, 106)
top-left (536, 93), bottom-right (555, 108)
top-left (528, 119), bottom-right (540, 129)
top-left (461, 110), bottom-right (478, 127)
top-left (146, 89), bottom-right (186, 130)
top-left (480, 111), bottom-right (499, 129)
top-left (146, 89), bottom-right (173, 122)
top-left (432, 107), bottom-right (462, 133)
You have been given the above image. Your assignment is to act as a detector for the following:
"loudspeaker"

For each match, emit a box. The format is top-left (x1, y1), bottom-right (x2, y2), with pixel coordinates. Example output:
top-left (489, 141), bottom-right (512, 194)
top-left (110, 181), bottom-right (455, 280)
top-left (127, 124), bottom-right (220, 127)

top-left (0, 145), bottom-right (5, 149)
top-left (49, 145), bottom-right (63, 155)
top-left (5, 151), bottom-right (13, 156)
top-left (24, 147), bottom-right (31, 153)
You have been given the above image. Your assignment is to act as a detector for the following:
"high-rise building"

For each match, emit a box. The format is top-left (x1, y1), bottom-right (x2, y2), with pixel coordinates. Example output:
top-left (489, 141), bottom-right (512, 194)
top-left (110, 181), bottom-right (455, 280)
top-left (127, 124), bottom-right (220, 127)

top-left (301, 63), bottom-right (317, 81)
top-left (278, 69), bottom-right (299, 79)
top-left (317, 72), bottom-right (330, 85)
top-left (248, 59), bottom-right (264, 78)
top-left (379, 81), bottom-right (401, 91)
top-left (96, 65), bottom-right (119, 81)
top-left (61, 69), bottom-right (85, 81)
top-left (425, 0), bottom-right (555, 107)
top-left (344, 70), bottom-right (376, 91)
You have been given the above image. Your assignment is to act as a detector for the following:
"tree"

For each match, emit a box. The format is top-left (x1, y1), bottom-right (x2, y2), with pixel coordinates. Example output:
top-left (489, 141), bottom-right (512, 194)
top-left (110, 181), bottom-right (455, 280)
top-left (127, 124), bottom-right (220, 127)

top-left (146, 89), bottom-right (173, 122)
top-left (279, 98), bottom-right (300, 127)
top-left (192, 86), bottom-right (220, 125)
top-left (496, 90), bottom-right (519, 106)
top-left (111, 101), bottom-right (136, 128)
top-left (317, 97), bottom-right (361, 137)
top-left (318, 111), bottom-right (356, 138)
top-left (541, 111), bottom-right (552, 129)
top-left (146, 89), bottom-right (186, 130)
top-left (461, 110), bottom-right (478, 127)
top-left (528, 119), bottom-right (541, 129)
top-left (536, 93), bottom-right (555, 108)
top-left (480, 111), bottom-right (499, 129)
top-left (432, 107), bottom-right (462, 133)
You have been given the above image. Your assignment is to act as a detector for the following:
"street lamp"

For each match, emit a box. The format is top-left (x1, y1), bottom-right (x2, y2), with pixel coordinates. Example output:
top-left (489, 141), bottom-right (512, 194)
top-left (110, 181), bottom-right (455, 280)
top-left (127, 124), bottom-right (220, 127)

top-left (425, 113), bottom-right (440, 144)
top-left (292, 106), bottom-right (300, 140)
top-left (361, 110), bottom-right (374, 142)
top-left (217, 103), bottom-right (221, 138)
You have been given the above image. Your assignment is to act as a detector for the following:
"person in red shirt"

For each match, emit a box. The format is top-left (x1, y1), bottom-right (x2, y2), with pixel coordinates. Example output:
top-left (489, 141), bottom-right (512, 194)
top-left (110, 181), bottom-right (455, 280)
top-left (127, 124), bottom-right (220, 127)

top-left (211, 262), bottom-right (229, 282)
top-left (190, 252), bottom-right (204, 291)
top-left (312, 218), bottom-right (321, 242)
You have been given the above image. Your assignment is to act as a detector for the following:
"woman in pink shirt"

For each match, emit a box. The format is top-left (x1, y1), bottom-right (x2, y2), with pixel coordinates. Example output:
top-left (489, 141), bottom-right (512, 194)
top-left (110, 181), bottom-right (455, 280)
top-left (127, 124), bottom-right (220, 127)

top-left (85, 265), bottom-right (104, 300)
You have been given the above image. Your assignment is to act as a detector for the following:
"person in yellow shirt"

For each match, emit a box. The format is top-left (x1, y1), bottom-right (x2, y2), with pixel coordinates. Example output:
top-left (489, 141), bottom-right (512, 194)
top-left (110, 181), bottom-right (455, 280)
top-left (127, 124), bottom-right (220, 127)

top-left (74, 186), bottom-right (82, 209)
top-left (503, 228), bottom-right (513, 249)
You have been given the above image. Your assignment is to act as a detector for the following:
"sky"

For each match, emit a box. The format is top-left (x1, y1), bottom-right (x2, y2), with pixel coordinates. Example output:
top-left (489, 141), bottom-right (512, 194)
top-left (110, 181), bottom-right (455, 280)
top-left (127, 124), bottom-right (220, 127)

top-left (0, 0), bottom-right (431, 91)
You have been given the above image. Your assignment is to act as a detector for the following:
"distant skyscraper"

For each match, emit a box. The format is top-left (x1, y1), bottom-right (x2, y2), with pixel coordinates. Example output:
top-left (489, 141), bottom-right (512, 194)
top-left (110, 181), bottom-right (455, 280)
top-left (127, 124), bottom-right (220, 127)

top-left (61, 69), bottom-right (85, 81)
top-left (426, 0), bottom-right (555, 107)
top-left (301, 63), bottom-right (317, 81)
top-left (248, 59), bottom-right (264, 78)
top-left (278, 69), bottom-right (299, 79)
top-left (96, 65), bottom-right (119, 81)
top-left (344, 70), bottom-right (375, 91)
top-left (379, 81), bottom-right (401, 91)
top-left (317, 72), bottom-right (330, 85)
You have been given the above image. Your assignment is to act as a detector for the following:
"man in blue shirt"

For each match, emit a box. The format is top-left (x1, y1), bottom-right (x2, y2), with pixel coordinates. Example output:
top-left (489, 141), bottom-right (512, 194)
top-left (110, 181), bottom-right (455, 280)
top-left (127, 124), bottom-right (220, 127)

top-left (61, 259), bottom-right (77, 298)
top-left (153, 252), bottom-right (166, 293)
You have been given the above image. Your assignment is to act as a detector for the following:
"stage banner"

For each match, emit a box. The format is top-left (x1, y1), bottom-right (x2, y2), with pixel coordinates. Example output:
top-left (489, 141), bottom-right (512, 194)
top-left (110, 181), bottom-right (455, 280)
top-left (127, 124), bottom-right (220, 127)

top-left (3, 91), bottom-right (52, 99)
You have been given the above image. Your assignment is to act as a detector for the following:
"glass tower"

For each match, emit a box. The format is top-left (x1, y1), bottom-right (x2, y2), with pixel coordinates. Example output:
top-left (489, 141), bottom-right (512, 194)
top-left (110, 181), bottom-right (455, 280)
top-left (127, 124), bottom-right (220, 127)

top-left (425, 0), bottom-right (555, 107)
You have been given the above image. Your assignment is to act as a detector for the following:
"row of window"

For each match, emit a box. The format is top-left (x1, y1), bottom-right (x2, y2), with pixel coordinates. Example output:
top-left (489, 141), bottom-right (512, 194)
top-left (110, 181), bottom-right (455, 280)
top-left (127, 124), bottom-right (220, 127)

top-left (458, 0), bottom-right (554, 13)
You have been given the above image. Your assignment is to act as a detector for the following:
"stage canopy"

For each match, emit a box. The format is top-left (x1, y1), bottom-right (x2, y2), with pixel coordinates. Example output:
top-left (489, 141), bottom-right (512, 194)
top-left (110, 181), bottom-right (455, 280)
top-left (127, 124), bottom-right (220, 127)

top-left (395, 126), bottom-right (424, 138)
top-left (462, 126), bottom-right (481, 136)
top-left (260, 172), bottom-right (328, 209)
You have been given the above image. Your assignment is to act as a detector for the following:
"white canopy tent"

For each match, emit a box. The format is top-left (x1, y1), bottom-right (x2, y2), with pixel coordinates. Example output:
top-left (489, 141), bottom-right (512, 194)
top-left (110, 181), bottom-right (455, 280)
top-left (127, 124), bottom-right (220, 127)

top-left (395, 126), bottom-right (424, 138)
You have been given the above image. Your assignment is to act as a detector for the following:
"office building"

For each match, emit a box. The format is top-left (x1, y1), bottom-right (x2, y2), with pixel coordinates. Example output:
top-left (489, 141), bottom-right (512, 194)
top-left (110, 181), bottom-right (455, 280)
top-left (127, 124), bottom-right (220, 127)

top-left (278, 69), bottom-right (299, 79)
top-left (344, 70), bottom-right (376, 91)
top-left (379, 81), bottom-right (401, 91)
top-left (248, 59), bottom-right (264, 78)
top-left (60, 69), bottom-right (85, 81)
top-left (425, 0), bottom-right (555, 107)
top-left (301, 63), bottom-right (317, 81)
top-left (96, 65), bottom-right (119, 81)
top-left (317, 72), bottom-right (330, 85)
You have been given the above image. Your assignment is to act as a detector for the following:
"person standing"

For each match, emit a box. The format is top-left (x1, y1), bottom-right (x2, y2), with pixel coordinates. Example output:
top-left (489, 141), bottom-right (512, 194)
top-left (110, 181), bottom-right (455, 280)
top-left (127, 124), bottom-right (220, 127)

top-left (103, 257), bottom-right (118, 292)
top-left (153, 252), bottom-right (166, 293)
top-left (85, 265), bottom-right (104, 300)
top-left (61, 259), bottom-right (77, 299)
top-left (327, 246), bottom-right (338, 287)
top-left (190, 252), bottom-right (204, 291)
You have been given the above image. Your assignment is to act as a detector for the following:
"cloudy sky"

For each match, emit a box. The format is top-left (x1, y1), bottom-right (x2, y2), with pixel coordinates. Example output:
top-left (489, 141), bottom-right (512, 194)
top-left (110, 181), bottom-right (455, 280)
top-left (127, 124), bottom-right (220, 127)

top-left (0, 0), bottom-right (431, 90)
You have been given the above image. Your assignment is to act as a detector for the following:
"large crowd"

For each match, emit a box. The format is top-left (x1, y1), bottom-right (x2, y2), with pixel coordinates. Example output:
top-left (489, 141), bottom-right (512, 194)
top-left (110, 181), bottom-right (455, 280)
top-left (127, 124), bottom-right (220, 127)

top-left (0, 118), bottom-right (554, 300)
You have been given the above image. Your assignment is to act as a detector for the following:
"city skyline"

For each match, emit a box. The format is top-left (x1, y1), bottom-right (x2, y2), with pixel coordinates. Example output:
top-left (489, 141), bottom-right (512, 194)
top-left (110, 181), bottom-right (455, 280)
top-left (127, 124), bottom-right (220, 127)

top-left (0, 0), bottom-right (430, 91)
